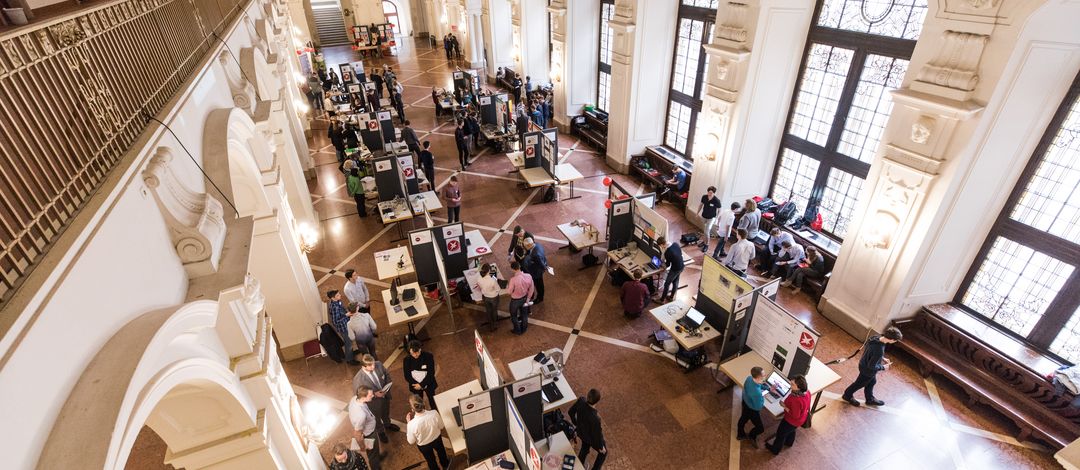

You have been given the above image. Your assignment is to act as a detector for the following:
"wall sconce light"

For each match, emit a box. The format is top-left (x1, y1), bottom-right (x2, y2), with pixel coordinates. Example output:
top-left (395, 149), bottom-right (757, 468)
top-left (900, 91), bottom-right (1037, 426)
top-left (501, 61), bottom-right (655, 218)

top-left (301, 399), bottom-right (337, 445)
top-left (863, 210), bottom-right (899, 250)
top-left (549, 63), bottom-right (562, 83)
top-left (698, 132), bottom-right (720, 161)
top-left (298, 222), bottom-right (318, 253)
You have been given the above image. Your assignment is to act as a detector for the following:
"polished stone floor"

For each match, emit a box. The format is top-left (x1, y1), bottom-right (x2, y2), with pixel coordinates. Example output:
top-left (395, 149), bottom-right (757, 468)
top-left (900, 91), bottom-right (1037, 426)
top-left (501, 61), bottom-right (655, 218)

top-left (126, 38), bottom-right (1059, 470)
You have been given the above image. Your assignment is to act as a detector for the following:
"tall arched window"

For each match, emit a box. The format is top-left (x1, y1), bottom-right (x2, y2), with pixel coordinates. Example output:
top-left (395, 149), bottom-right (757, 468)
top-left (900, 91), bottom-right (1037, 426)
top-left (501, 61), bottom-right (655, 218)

top-left (957, 73), bottom-right (1080, 364)
top-left (596, 0), bottom-right (615, 112)
top-left (768, 0), bottom-right (928, 240)
top-left (383, 0), bottom-right (399, 35)
top-left (661, 0), bottom-right (719, 160)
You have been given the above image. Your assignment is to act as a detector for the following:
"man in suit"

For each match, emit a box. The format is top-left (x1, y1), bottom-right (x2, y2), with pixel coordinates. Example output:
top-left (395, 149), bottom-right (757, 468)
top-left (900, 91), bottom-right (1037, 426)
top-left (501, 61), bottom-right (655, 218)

top-left (402, 120), bottom-right (421, 155)
top-left (353, 354), bottom-right (400, 442)
top-left (569, 388), bottom-right (607, 470)
top-left (522, 237), bottom-right (548, 303)
top-left (454, 121), bottom-right (470, 170)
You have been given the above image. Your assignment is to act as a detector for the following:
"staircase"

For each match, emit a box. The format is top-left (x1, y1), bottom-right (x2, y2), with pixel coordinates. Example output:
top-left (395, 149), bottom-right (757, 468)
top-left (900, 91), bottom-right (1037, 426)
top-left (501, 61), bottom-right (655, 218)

top-left (311, 0), bottom-right (351, 46)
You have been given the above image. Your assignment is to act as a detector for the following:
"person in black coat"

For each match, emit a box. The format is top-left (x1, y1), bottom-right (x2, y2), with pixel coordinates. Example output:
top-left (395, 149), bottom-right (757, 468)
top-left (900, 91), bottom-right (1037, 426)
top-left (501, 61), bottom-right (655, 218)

top-left (841, 327), bottom-right (903, 407)
top-left (507, 226), bottom-right (532, 263)
top-left (329, 121), bottom-right (346, 164)
top-left (569, 389), bottom-right (607, 470)
top-left (371, 69), bottom-right (384, 102)
top-left (319, 323), bottom-right (346, 363)
top-left (522, 237), bottom-right (548, 303)
top-left (465, 112), bottom-right (481, 150)
top-left (403, 340), bottom-right (439, 410)
top-left (454, 121), bottom-right (470, 170)
top-left (343, 123), bottom-right (360, 149)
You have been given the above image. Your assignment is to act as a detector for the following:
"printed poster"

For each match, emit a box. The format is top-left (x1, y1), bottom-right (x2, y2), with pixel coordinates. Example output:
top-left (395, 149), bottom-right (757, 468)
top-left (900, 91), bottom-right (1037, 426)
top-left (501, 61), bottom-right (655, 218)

top-left (397, 155), bottom-right (416, 181)
top-left (443, 225), bottom-right (463, 238)
top-left (480, 96), bottom-right (491, 105)
top-left (374, 160), bottom-right (392, 172)
top-left (512, 375), bottom-right (542, 397)
top-left (377, 111), bottom-right (391, 121)
top-left (525, 135), bottom-right (538, 146)
top-left (411, 231), bottom-right (432, 246)
top-left (446, 237), bottom-right (462, 255)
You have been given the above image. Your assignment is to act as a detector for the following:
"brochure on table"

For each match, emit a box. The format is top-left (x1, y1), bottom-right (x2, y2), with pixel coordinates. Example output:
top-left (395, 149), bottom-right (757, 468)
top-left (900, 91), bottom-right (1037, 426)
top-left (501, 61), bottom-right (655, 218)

top-left (746, 296), bottom-right (820, 377)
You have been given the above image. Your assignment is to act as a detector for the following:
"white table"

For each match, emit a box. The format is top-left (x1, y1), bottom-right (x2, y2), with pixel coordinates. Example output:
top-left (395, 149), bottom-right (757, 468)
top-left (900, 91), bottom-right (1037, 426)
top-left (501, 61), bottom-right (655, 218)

top-left (649, 300), bottom-right (721, 351)
top-left (508, 349), bottom-right (576, 412)
top-left (465, 450), bottom-right (515, 470)
top-left (506, 151), bottom-right (525, 171)
top-left (382, 281), bottom-right (430, 336)
top-left (434, 379), bottom-right (483, 456)
top-left (378, 198), bottom-right (414, 242)
top-left (408, 191), bottom-right (443, 214)
top-left (556, 222), bottom-right (603, 255)
top-left (374, 246), bottom-right (415, 280)
top-left (553, 163), bottom-right (584, 200)
top-left (536, 432), bottom-right (585, 470)
top-left (718, 352), bottom-right (841, 427)
top-left (607, 245), bottom-right (693, 279)
top-left (520, 167), bottom-right (556, 187)
top-left (465, 229), bottom-right (492, 260)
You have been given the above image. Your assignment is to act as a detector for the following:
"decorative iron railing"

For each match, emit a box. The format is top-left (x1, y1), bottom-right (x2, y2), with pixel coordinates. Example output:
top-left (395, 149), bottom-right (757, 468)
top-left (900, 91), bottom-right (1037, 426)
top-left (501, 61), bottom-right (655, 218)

top-left (0, 0), bottom-right (249, 303)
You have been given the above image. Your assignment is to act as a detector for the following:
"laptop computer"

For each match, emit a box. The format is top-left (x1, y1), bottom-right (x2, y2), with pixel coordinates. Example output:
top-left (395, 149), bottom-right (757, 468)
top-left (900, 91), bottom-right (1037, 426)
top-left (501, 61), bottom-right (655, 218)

top-left (676, 308), bottom-right (706, 330)
top-left (648, 255), bottom-right (662, 270)
top-left (765, 371), bottom-right (791, 400)
top-left (541, 382), bottom-right (563, 403)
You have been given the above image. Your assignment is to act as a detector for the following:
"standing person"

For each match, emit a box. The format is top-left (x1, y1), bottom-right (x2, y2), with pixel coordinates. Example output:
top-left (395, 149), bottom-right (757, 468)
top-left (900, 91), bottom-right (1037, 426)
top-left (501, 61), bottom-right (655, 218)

top-left (507, 226), bottom-right (532, 263)
top-left (784, 246), bottom-right (826, 292)
top-left (352, 354), bottom-right (399, 442)
top-left (329, 121), bottom-right (346, 164)
top-left (402, 120), bottom-right (421, 155)
top-left (697, 186), bottom-right (722, 250)
top-left (418, 141), bottom-right (435, 189)
top-left (403, 340), bottom-right (439, 410)
top-left (511, 75), bottom-right (523, 106)
top-left (657, 236), bottom-right (685, 302)
top-left (454, 121), bottom-right (470, 169)
top-left (327, 290), bottom-right (359, 365)
top-left (329, 68), bottom-right (340, 86)
top-left (346, 168), bottom-right (368, 218)
top-left (713, 201), bottom-right (741, 259)
top-left (442, 175), bottom-right (462, 223)
top-left (738, 198), bottom-right (762, 242)
top-left (736, 366), bottom-right (769, 448)
top-left (620, 269), bottom-right (650, 318)
top-left (349, 386), bottom-right (383, 470)
top-left (443, 34), bottom-right (451, 59)
top-left (371, 69), bottom-right (384, 102)
top-left (393, 82), bottom-right (406, 122)
top-left (723, 229), bottom-right (755, 277)
top-left (477, 263), bottom-right (502, 331)
top-left (841, 327), bottom-right (903, 407)
top-left (466, 112), bottom-right (481, 150)
top-left (347, 303), bottom-right (378, 360)
top-left (522, 238), bottom-right (549, 303)
top-left (515, 110), bottom-right (530, 149)
top-left (569, 389), bottom-right (607, 470)
top-left (406, 395), bottom-right (450, 470)
top-left (329, 441), bottom-right (369, 470)
top-left (383, 67), bottom-right (396, 97)
top-left (524, 75), bottom-right (533, 93)
top-left (307, 73), bottom-right (324, 111)
top-left (765, 375), bottom-right (811, 456)
top-left (506, 261), bottom-right (536, 335)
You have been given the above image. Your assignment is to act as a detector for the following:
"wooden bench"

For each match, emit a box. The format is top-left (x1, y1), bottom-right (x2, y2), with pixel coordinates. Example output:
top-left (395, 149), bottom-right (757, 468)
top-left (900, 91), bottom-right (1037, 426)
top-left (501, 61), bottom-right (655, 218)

top-left (498, 68), bottom-right (519, 91)
top-left (894, 305), bottom-right (1079, 449)
top-left (758, 218), bottom-right (836, 300)
top-left (629, 146), bottom-right (691, 207)
top-left (571, 109), bottom-right (607, 153)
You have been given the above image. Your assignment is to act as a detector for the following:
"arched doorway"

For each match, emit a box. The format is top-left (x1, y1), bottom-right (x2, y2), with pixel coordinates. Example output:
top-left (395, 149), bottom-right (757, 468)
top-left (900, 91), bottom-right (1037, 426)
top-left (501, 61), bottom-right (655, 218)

top-left (383, 0), bottom-right (400, 36)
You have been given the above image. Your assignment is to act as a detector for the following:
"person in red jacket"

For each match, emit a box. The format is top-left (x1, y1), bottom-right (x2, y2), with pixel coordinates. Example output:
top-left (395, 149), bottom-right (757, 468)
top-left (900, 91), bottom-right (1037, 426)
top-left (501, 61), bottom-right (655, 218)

top-left (766, 375), bottom-right (810, 456)
top-left (620, 269), bottom-right (650, 318)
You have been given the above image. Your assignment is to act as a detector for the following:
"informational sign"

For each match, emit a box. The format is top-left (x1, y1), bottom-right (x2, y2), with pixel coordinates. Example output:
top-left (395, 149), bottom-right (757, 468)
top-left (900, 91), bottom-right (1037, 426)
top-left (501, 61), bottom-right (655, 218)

top-left (460, 392), bottom-right (491, 412)
top-left (446, 238), bottom-right (462, 255)
top-left (632, 198), bottom-right (668, 241)
top-left (366, 119), bottom-right (380, 131)
top-left (397, 155), bottom-right (416, 181)
top-left (443, 224), bottom-right (463, 238)
top-left (411, 230), bottom-right (432, 246)
top-left (507, 398), bottom-right (529, 470)
top-left (377, 111), bottom-right (391, 121)
top-left (462, 407), bottom-right (492, 429)
top-left (374, 160), bottom-right (392, 172)
top-left (699, 255), bottom-right (753, 313)
top-left (613, 202), bottom-right (629, 215)
top-left (760, 278), bottom-right (780, 300)
top-left (512, 375), bottom-right (542, 397)
top-left (480, 96), bottom-right (491, 105)
top-left (525, 135), bottom-right (537, 146)
top-left (746, 296), bottom-right (820, 377)
top-left (454, 71), bottom-right (464, 79)
top-left (348, 84), bottom-right (361, 93)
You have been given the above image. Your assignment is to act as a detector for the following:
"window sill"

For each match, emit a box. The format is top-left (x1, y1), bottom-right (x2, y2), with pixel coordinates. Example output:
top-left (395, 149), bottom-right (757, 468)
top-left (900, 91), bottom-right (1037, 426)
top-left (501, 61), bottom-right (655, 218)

top-left (651, 145), bottom-right (693, 175)
top-left (929, 304), bottom-right (1065, 375)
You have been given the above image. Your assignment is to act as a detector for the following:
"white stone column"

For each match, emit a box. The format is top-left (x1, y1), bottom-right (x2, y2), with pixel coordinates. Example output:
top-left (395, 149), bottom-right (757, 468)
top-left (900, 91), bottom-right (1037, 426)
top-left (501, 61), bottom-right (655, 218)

top-left (510, 0), bottom-right (548, 81)
top-left (481, 0), bottom-right (514, 78)
top-left (604, 0), bottom-right (678, 171)
top-left (548, 0), bottom-right (599, 131)
top-left (461, 0), bottom-right (486, 69)
top-left (820, 2), bottom-right (1080, 335)
top-left (684, 0), bottom-right (814, 222)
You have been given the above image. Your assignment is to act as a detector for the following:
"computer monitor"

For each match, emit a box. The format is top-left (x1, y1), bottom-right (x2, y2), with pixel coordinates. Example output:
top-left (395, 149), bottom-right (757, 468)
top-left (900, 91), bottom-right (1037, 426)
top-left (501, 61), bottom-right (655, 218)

top-left (766, 371), bottom-right (791, 399)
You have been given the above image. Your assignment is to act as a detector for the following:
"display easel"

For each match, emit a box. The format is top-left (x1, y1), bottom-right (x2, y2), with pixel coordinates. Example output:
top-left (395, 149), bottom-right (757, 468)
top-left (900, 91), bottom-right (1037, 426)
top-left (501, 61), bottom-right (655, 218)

top-left (479, 92), bottom-right (511, 130)
top-left (409, 222), bottom-right (470, 334)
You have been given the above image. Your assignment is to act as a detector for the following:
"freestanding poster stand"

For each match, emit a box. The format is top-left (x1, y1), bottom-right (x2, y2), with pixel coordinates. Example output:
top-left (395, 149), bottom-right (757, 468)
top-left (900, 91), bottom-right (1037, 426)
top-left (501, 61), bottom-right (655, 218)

top-left (746, 296), bottom-right (820, 377)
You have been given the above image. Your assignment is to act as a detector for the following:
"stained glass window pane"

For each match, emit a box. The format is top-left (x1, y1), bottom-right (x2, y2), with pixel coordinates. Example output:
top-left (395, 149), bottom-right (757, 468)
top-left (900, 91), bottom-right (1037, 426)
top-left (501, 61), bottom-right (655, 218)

top-left (837, 55), bottom-right (909, 163)
top-left (682, 0), bottom-right (719, 8)
top-left (961, 237), bottom-right (1074, 337)
top-left (665, 101), bottom-right (693, 155)
top-left (1009, 96), bottom-right (1080, 243)
top-left (819, 168), bottom-right (865, 238)
top-left (598, 71), bottom-right (611, 112)
top-left (788, 44), bottom-right (854, 146)
top-left (771, 149), bottom-right (820, 216)
top-left (1051, 307), bottom-right (1080, 364)
top-left (817, 0), bottom-right (929, 40)
top-left (599, 3), bottom-right (615, 66)
top-left (672, 18), bottom-right (704, 97)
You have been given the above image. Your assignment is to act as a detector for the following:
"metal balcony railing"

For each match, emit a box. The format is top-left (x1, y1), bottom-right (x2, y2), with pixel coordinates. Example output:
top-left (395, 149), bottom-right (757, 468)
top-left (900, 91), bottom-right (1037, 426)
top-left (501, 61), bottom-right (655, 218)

top-left (0, 0), bottom-right (250, 303)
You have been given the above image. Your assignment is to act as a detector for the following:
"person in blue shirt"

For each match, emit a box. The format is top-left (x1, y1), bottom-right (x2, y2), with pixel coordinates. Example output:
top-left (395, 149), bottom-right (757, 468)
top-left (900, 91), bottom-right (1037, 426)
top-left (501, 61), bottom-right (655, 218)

top-left (327, 290), bottom-right (359, 365)
top-left (657, 236), bottom-right (685, 302)
top-left (660, 167), bottom-right (688, 202)
top-left (737, 366), bottom-right (770, 448)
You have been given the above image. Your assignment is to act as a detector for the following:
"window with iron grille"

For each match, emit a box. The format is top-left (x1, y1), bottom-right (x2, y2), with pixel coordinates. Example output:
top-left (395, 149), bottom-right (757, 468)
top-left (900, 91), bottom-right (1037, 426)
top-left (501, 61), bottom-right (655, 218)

top-left (597, 0), bottom-right (615, 112)
top-left (661, 2), bottom-right (717, 160)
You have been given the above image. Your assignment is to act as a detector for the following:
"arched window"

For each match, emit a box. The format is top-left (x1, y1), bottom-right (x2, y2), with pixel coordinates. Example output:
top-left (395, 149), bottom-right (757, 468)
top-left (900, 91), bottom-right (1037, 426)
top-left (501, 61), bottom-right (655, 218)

top-left (383, 0), bottom-right (399, 36)
top-left (596, 0), bottom-right (615, 112)
top-left (769, 0), bottom-right (928, 240)
top-left (661, 0), bottom-right (719, 159)
top-left (958, 73), bottom-right (1080, 364)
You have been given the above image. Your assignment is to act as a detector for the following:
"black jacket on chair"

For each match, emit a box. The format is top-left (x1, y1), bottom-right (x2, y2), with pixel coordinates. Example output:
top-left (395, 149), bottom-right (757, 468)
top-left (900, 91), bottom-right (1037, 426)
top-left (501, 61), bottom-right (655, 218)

top-left (319, 323), bottom-right (345, 362)
top-left (568, 398), bottom-right (605, 448)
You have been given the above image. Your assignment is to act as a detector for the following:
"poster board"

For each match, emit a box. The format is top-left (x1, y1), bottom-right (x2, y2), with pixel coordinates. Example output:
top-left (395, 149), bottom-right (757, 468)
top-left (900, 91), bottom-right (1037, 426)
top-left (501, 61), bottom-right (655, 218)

top-left (540, 128), bottom-right (558, 174)
top-left (747, 297), bottom-right (820, 377)
top-left (475, 330), bottom-right (502, 390)
top-left (396, 154), bottom-right (419, 194)
top-left (376, 110), bottom-right (395, 143)
top-left (339, 63), bottom-right (354, 83)
top-left (698, 255), bottom-right (753, 314)
top-left (434, 223), bottom-right (468, 280)
top-left (607, 198), bottom-right (634, 250)
top-left (372, 155), bottom-right (405, 201)
top-left (460, 386), bottom-right (508, 462)
top-left (358, 112), bottom-right (384, 151)
top-left (410, 228), bottom-right (439, 287)
top-left (632, 198), bottom-right (667, 242)
top-left (521, 130), bottom-right (543, 169)
top-left (506, 396), bottom-right (531, 470)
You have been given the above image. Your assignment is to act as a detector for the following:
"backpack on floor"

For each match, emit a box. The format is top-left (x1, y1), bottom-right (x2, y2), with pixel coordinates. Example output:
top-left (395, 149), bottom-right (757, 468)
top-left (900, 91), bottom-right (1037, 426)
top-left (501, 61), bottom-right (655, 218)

top-left (680, 233), bottom-right (700, 245)
top-left (542, 185), bottom-right (557, 203)
top-left (582, 253), bottom-right (599, 267)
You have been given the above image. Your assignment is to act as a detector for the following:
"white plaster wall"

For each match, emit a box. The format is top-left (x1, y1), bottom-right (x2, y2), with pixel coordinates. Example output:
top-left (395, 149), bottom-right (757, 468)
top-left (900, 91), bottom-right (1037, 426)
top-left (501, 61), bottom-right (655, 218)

top-left (0, 3), bottom-right (283, 468)
top-left (559, 0), bottom-right (599, 122)
top-left (349, 0), bottom-right (388, 27)
top-left (518, 0), bottom-right (549, 81)
top-left (483, 0), bottom-right (515, 75)
top-left (623, 0), bottom-right (677, 156)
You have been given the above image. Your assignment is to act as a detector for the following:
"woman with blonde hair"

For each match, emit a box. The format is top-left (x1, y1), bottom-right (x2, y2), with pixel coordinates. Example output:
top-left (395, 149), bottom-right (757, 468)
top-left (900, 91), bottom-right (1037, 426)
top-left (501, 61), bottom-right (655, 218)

top-left (738, 198), bottom-right (761, 241)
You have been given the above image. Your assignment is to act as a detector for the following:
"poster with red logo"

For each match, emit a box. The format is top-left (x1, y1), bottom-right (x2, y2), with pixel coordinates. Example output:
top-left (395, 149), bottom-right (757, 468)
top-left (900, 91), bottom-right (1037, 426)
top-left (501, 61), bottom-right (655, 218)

top-left (745, 296), bottom-right (820, 377)
top-left (446, 238), bottom-right (462, 255)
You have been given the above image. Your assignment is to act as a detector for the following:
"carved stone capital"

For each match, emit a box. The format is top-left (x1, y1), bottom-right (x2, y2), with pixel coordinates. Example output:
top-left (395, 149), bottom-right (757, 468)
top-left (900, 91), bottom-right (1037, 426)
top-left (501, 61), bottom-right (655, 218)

top-left (911, 30), bottom-right (988, 102)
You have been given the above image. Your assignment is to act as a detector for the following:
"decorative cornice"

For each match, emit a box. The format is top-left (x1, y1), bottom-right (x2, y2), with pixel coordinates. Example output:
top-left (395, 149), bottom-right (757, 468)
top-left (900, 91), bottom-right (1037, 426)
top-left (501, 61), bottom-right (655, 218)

top-left (911, 30), bottom-right (988, 101)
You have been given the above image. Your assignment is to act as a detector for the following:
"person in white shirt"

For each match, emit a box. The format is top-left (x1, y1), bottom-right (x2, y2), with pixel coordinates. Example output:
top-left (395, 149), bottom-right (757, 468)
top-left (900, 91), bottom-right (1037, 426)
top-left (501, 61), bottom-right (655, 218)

top-left (406, 395), bottom-right (449, 470)
top-left (349, 386), bottom-right (383, 470)
top-left (344, 269), bottom-right (370, 311)
top-left (769, 240), bottom-right (805, 280)
top-left (347, 303), bottom-right (378, 360)
top-left (476, 263), bottom-right (502, 331)
top-left (723, 228), bottom-right (756, 277)
top-left (712, 202), bottom-right (741, 259)
top-left (756, 228), bottom-right (795, 272)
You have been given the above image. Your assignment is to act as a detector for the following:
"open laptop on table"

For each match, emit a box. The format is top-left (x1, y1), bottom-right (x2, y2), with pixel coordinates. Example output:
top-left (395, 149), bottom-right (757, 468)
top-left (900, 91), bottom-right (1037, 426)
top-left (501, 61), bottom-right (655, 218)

top-left (647, 255), bottom-right (661, 270)
top-left (675, 308), bottom-right (706, 330)
top-left (764, 371), bottom-right (791, 402)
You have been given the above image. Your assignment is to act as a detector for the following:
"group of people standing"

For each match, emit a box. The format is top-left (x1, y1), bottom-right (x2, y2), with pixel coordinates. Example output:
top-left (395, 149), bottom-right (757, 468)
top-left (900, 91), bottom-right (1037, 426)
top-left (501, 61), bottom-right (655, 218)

top-left (442, 33), bottom-right (462, 60)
